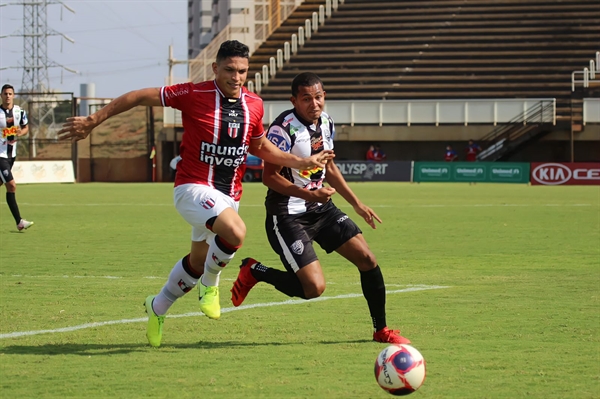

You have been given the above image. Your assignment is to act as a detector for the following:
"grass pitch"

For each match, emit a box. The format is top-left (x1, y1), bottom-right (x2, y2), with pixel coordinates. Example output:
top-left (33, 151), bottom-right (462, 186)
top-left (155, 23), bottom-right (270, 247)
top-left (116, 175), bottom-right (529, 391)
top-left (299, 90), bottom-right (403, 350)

top-left (0, 182), bottom-right (598, 398)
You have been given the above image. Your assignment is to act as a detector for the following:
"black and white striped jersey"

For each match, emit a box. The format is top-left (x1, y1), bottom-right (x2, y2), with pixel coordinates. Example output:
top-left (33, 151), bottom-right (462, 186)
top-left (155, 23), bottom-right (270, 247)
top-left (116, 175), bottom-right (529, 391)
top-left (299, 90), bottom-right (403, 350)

top-left (265, 109), bottom-right (335, 215)
top-left (0, 105), bottom-right (28, 158)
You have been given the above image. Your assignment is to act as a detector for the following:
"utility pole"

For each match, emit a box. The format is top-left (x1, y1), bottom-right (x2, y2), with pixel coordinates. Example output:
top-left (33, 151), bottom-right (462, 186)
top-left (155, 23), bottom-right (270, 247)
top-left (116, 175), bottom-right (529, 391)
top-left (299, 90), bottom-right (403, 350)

top-left (0, 0), bottom-right (77, 94)
top-left (168, 45), bottom-right (190, 86)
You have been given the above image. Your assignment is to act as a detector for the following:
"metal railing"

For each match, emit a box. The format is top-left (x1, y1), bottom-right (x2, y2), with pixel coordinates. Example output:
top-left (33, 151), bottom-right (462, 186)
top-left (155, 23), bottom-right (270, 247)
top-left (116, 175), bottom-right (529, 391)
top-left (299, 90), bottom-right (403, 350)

top-left (571, 51), bottom-right (600, 91)
top-left (477, 100), bottom-right (555, 161)
top-left (251, 0), bottom-right (345, 93)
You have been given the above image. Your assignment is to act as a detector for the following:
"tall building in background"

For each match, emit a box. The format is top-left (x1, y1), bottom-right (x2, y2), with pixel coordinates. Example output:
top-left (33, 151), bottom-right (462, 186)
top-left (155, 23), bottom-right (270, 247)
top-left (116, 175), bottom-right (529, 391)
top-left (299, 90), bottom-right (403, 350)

top-left (188, 0), bottom-right (254, 59)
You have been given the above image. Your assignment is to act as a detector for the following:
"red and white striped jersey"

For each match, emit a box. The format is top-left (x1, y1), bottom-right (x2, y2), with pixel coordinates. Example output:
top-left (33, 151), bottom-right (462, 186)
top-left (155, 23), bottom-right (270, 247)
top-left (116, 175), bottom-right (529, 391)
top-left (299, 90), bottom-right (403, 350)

top-left (161, 80), bottom-right (265, 201)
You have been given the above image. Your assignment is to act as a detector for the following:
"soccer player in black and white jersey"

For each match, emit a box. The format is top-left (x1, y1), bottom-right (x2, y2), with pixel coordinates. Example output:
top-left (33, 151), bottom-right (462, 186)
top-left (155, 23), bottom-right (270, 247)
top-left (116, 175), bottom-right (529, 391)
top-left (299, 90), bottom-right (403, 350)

top-left (0, 84), bottom-right (34, 231)
top-left (230, 72), bottom-right (411, 344)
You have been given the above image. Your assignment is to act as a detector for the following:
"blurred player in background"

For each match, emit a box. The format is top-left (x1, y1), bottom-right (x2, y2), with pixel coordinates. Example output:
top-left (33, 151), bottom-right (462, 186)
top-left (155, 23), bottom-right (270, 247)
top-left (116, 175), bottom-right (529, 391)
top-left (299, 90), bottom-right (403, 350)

top-left (58, 41), bottom-right (333, 347)
top-left (444, 145), bottom-right (458, 162)
top-left (230, 72), bottom-right (411, 344)
top-left (0, 84), bottom-right (34, 231)
top-left (465, 139), bottom-right (482, 162)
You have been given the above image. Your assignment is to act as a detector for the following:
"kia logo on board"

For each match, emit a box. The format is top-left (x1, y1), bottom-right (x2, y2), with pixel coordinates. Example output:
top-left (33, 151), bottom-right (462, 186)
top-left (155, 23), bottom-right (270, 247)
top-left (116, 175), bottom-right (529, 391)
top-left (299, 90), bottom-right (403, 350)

top-left (532, 163), bottom-right (572, 185)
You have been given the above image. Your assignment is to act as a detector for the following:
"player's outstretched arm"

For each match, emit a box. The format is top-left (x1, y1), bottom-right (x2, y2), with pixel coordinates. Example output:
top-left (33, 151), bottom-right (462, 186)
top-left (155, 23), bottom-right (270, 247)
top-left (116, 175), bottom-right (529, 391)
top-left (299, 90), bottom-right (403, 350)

top-left (58, 88), bottom-right (162, 141)
top-left (325, 160), bottom-right (382, 229)
top-left (250, 136), bottom-right (334, 170)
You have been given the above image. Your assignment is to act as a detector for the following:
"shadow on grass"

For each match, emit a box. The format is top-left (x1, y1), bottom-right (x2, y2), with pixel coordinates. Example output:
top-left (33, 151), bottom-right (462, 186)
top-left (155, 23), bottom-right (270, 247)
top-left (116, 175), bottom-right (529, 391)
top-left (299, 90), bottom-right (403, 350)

top-left (0, 339), bottom-right (370, 356)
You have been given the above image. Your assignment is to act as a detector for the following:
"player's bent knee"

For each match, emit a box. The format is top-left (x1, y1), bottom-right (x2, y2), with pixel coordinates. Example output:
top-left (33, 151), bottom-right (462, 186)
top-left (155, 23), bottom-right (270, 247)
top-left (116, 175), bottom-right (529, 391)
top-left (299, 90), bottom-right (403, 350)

top-left (303, 282), bottom-right (326, 299)
top-left (355, 251), bottom-right (378, 271)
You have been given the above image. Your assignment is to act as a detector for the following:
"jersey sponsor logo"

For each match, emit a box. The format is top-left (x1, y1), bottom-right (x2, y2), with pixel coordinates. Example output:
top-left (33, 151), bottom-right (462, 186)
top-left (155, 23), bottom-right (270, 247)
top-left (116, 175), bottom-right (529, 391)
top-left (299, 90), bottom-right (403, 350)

top-left (336, 215), bottom-right (348, 224)
top-left (177, 279), bottom-right (193, 293)
top-left (290, 240), bottom-right (304, 255)
top-left (2, 126), bottom-right (17, 138)
top-left (267, 126), bottom-right (291, 152)
top-left (164, 86), bottom-right (189, 98)
top-left (199, 141), bottom-right (248, 168)
top-left (228, 122), bottom-right (240, 138)
top-left (310, 135), bottom-right (323, 151)
top-left (228, 110), bottom-right (239, 117)
top-left (299, 166), bottom-right (322, 179)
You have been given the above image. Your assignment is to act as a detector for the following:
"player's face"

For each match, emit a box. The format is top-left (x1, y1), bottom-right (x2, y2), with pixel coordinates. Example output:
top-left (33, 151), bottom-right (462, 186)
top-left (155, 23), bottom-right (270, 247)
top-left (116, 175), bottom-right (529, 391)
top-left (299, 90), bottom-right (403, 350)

top-left (213, 56), bottom-right (248, 98)
top-left (1, 88), bottom-right (14, 108)
top-left (291, 83), bottom-right (325, 125)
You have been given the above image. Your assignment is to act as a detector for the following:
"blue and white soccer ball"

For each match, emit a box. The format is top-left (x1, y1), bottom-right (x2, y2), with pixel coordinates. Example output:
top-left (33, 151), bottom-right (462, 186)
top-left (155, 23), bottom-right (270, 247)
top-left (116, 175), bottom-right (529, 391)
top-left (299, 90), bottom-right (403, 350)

top-left (374, 344), bottom-right (426, 396)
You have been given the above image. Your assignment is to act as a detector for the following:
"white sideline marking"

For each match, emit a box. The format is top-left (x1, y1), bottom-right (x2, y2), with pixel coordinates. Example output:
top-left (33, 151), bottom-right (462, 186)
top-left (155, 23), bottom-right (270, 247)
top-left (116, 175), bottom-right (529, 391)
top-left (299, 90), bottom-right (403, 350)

top-left (0, 285), bottom-right (449, 340)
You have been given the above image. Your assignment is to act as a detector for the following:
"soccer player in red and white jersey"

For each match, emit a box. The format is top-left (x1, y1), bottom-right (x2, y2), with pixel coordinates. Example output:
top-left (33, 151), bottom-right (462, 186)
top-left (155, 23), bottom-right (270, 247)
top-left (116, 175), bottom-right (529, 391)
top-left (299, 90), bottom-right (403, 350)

top-left (59, 41), bottom-right (333, 347)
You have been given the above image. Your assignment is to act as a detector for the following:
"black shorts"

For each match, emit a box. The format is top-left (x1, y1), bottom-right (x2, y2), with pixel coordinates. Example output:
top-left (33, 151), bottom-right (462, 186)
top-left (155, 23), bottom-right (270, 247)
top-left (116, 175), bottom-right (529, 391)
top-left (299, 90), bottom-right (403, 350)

top-left (0, 157), bottom-right (15, 184)
top-left (265, 200), bottom-right (362, 273)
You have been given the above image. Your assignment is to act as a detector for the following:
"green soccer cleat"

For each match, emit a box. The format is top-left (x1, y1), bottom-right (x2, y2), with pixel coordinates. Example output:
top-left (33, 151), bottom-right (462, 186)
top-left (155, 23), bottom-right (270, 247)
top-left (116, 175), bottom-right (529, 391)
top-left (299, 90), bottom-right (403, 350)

top-left (198, 283), bottom-right (221, 320)
top-left (144, 295), bottom-right (165, 347)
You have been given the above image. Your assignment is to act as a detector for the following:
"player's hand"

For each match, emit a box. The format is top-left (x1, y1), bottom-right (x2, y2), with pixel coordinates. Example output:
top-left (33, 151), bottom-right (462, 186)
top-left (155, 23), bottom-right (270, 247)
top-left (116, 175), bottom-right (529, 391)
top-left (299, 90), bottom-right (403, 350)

top-left (310, 186), bottom-right (336, 203)
top-left (303, 150), bottom-right (335, 169)
top-left (57, 116), bottom-right (97, 141)
top-left (354, 203), bottom-right (382, 229)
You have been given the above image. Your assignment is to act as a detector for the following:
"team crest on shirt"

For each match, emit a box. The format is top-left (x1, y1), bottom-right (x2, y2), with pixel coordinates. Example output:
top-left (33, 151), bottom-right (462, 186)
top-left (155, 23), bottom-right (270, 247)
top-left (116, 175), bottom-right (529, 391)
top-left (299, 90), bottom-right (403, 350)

top-left (290, 240), bottom-right (304, 255)
top-left (228, 122), bottom-right (240, 138)
top-left (201, 197), bottom-right (216, 209)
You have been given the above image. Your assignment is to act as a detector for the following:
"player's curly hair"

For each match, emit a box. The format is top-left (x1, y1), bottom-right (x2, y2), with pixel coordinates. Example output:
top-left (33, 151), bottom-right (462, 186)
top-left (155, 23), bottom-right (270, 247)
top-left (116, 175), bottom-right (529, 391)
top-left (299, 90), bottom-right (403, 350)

top-left (291, 72), bottom-right (324, 97)
top-left (216, 40), bottom-right (249, 63)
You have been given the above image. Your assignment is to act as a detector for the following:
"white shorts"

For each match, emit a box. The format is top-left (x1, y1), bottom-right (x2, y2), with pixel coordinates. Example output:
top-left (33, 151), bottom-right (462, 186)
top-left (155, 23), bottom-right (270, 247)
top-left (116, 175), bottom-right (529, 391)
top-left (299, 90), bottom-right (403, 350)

top-left (173, 183), bottom-right (240, 242)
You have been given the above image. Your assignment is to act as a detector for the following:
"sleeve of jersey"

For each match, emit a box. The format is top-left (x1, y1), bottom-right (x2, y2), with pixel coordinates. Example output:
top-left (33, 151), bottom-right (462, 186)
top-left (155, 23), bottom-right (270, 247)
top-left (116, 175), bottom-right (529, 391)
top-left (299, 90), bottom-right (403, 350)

top-left (20, 110), bottom-right (28, 126)
top-left (160, 82), bottom-right (193, 110)
top-left (266, 124), bottom-right (292, 153)
top-left (250, 104), bottom-right (265, 139)
top-left (328, 117), bottom-right (335, 149)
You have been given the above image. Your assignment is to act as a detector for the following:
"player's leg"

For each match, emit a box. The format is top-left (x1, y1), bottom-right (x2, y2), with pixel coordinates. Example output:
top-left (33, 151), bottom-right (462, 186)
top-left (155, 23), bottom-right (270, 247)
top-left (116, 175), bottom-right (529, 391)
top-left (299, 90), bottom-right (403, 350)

top-left (231, 213), bottom-right (323, 306)
top-left (194, 206), bottom-right (245, 319)
top-left (335, 234), bottom-right (411, 344)
top-left (145, 243), bottom-right (206, 347)
top-left (0, 158), bottom-right (31, 230)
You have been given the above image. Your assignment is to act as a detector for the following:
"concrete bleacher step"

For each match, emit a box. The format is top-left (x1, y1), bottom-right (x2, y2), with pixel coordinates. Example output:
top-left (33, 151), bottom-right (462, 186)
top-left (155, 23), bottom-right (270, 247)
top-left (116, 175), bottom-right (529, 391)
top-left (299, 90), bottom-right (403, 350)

top-left (248, 0), bottom-right (599, 122)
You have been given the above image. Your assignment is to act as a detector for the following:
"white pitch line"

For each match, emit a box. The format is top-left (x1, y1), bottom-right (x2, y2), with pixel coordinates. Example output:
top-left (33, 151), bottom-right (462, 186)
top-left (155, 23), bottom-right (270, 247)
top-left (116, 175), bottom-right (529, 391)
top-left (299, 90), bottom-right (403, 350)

top-left (0, 285), bottom-right (449, 340)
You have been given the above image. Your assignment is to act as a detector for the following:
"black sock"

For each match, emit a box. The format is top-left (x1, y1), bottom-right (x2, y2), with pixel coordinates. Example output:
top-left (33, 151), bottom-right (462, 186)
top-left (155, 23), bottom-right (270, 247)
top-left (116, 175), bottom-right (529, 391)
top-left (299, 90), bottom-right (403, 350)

top-left (360, 266), bottom-right (387, 331)
top-left (251, 263), bottom-right (307, 299)
top-left (6, 192), bottom-right (21, 225)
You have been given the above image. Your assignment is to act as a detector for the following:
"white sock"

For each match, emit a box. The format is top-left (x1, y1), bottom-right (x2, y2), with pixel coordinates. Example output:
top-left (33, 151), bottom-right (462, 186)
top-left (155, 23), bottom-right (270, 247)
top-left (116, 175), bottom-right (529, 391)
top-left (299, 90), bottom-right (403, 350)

top-left (200, 235), bottom-right (237, 287)
top-left (153, 257), bottom-right (199, 315)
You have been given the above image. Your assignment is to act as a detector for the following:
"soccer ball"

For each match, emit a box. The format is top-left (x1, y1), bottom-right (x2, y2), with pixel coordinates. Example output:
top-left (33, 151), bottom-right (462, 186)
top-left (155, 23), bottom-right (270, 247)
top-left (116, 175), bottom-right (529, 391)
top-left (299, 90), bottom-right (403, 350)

top-left (374, 344), bottom-right (426, 395)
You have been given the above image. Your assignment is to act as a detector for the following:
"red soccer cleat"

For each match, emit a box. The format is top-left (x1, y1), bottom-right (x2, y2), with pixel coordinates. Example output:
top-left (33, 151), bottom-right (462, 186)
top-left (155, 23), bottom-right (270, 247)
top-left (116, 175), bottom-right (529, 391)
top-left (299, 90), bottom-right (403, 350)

top-left (230, 257), bottom-right (259, 307)
top-left (373, 327), bottom-right (412, 344)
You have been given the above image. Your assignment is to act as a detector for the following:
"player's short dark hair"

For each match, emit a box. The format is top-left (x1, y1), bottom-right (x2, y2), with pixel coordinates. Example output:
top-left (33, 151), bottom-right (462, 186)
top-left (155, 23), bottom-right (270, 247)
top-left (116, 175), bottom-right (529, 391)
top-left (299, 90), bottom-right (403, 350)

top-left (291, 72), bottom-right (324, 97)
top-left (216, 40), bottom-right (249, 64)
top-left (1, 84), bottom-right (15, 93)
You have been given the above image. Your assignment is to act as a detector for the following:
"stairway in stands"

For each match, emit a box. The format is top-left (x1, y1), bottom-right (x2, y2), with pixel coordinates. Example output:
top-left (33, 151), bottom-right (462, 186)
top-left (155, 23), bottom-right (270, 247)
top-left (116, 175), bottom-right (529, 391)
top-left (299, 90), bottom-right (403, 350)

top-left (249, 0), bottom-right (599, 123)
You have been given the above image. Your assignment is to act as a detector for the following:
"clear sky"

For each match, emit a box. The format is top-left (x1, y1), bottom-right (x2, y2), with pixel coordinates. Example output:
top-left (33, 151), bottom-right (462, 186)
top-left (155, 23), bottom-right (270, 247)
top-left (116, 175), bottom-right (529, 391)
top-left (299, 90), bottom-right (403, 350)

top-left (0, 0), bottom-right (189, 98)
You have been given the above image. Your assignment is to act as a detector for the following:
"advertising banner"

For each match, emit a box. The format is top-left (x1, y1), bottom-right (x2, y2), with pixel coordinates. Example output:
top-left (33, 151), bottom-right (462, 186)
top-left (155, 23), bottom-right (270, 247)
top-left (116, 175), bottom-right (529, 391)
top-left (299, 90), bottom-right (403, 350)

top-left (13, 161), bottom-right (75, 184)
top-left (530, 162), bottom-right (600, 185)
top-left (336, 161), bottom-right (412, 182)
top-left (414, 162), bottom-right (530, 183)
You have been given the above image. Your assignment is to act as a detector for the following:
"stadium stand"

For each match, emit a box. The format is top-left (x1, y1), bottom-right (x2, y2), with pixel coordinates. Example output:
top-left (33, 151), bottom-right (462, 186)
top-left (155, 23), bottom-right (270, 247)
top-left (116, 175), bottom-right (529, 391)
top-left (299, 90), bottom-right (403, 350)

top-left (249, 0), bottom-right (600, 126)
